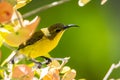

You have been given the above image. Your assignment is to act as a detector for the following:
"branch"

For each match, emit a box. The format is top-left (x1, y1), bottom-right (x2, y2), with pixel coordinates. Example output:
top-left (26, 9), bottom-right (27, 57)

top-left (23, 0), bottom-right (70, 18)
top-left (103, 61), bottom-right (120, 80)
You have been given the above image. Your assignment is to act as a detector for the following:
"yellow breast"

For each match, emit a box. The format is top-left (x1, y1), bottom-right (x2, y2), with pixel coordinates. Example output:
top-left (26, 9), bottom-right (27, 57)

top-left (19, 31), bottom-right (64, 58)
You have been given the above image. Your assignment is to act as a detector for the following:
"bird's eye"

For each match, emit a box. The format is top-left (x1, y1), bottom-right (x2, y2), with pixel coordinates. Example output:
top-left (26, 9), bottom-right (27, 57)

top-left (55, 29), bottom-right (61, 32)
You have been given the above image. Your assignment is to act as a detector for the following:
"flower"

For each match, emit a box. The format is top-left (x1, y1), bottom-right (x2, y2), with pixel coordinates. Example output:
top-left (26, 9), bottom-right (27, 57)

top-left (0, 1), bottom-right (13, 23)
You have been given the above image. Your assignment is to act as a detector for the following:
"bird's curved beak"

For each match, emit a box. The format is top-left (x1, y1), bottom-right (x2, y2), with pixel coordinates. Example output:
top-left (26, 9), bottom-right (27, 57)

top-left (64, 24), bottom-right (79, 29)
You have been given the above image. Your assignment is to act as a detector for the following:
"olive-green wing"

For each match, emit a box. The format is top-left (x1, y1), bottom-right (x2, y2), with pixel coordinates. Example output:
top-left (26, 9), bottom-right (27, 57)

top-left (18, 30), bottom-right (44, 50)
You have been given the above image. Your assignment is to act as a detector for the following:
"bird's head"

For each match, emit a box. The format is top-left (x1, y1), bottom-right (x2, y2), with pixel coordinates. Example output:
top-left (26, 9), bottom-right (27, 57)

top-left (47, 23), bottom-right (79, 40)
top-left (40, 23), bottom-right (79, 52)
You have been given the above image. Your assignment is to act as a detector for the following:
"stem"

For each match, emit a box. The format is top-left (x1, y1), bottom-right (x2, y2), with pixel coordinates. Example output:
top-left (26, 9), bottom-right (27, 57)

top-left (1, 50), bottom-right (16, 67)
top-left (51, 57), bottom-right (70, 69)
top-left (15, 10), bottom-right (24, 28)
top-left (0, 0), bottom-right (70, 67)
top-left (23, 0), bottom-right (70, 18)
top-left (3, 43), bottom-right (16, 51)
top-left (103, 61), bottom-right (120, 80)
top-left (0, 43), bottom-right (16, 67)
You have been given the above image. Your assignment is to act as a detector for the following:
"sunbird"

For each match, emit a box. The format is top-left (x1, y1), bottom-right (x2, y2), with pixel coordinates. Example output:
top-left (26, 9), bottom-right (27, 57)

top-left (18, 23), bottom-right (79, 58)
top-left (1, 23), bottom-right (79, 67)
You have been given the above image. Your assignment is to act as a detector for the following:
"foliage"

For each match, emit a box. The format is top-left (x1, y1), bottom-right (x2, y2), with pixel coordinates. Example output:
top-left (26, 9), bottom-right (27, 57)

top-left (2, 0), bottom-right (118, 80)
top-left (0, 0), bottom-right (77, 80)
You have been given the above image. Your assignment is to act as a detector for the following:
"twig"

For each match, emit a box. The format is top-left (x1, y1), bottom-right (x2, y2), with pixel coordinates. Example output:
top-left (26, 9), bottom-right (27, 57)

top-left (3, 43), bottom-right (16, 51)
top-left (1, 43), bottom-right (16, 67)
top-left (51, 57), bottom-right (70, 69)
top-left (23, 0), bottom-right (70, 18)
top-left (4, 0), bottom-right (70, 24)
top-left (103, 61), bottom-right (120, 80)
top-left (15, 10), bottom-right (24, 28)
top-left (1, 50), bottom-right (16, 67)
top-left (0, 0), bottom-right (70, 67)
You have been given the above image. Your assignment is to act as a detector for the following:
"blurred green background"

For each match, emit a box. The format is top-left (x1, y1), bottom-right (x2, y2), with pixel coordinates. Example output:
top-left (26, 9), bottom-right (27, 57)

top-left (1, 0), bottom-right (120, 80)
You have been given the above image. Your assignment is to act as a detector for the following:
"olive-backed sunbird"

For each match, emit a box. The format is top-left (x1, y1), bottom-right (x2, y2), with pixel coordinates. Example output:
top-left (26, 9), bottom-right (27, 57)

top-left (18, 23), bottom-right (79, 58)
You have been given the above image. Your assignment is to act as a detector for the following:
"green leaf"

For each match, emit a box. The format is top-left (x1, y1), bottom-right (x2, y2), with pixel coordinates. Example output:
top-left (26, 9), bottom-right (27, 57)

top-left (0, 35), bottom-right (3, 47)
top-left (4, 0), bottom-right (17, 6)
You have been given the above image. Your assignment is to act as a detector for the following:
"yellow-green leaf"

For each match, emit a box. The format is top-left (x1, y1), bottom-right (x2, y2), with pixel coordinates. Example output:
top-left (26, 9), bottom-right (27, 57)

top-left (78, 0), bottom-right (91, 7)
top-left (0, 16), bottom-right (40, 47)
top-left (60, 66), bottom-right (71, 74)
top-left (101, 0), bottom-right (107, 5)
top-left (14, 0), bottom-right (32, 9)
top-left (0, 35), bottom-right (3, 47)
top-left (4, 0), bottom-right (17, 6)
top-left (62, 69), bottom-right (76, 80)
top-left (0, 50), bottom-right (2, 61)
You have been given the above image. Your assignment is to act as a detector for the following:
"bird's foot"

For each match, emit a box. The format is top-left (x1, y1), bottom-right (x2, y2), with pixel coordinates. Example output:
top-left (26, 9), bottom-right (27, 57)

top-left (30, 56), bottom-right (51, 68)
top-left (40, 56), bottom-right (52, 65)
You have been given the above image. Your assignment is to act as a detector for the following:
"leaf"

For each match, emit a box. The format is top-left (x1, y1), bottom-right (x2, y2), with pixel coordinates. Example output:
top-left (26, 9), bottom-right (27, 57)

top-left (2, 24), bottom-right (14, 32)
top-left (40, 67), bottom-right (50, 79)
top-left (0, 67), bottom-right (4, 78)
top-left (0, 50), bottom-right (2, 61)
top-left (12, 64), bottom-right (34, 80)
top-left (4, 0), bottom-right (17, 6)
top-left (10, 11), bottom-right (23, 27)
top-left (78, 0), bottom-right (91, 7)
top-left (62, 69), bottom-right (76, 80)
top-left (101, 0), bottom-right (107, 5)
top-left (14, 0), bottom-right (32, 9)
top-left (0, 16), bottom-right (40, 47)
top-left (48, 60), bottom-right (60, 68)
top-left (0, 35), bottom-right (3, 47)
top-left (60, 66), bottom-right (71, 74)
top-left (0, 1), bottom-right (13, 23)
top-left (42, 68), bottom-right (60, 80)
